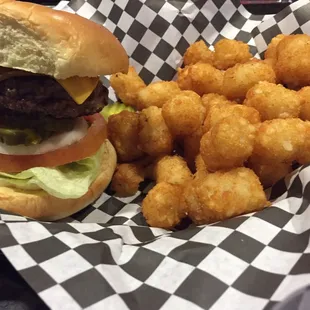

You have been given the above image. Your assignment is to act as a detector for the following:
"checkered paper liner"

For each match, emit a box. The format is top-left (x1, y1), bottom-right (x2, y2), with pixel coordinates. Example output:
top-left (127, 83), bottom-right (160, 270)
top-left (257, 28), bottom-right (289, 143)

top-left (0, 0), bottom-right (310, 309)
top-left (241, 0), bottom-right (293, 4)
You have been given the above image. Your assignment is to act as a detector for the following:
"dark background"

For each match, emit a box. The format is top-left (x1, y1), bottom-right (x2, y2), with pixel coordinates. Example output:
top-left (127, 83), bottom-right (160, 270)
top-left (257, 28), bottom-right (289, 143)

top-left (0, 1), bottom-right (296, 309)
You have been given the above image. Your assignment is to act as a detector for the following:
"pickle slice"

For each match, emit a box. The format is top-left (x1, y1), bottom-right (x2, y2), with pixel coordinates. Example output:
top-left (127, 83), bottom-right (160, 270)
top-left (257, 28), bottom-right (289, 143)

top-left (100, 102), bottom-right (135, 121)
top-left (0, 128), bottom-right (43, 146)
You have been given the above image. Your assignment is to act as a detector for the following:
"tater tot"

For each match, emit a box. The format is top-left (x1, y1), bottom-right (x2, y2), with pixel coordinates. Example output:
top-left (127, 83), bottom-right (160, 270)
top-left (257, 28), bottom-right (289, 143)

top-left (201, 93), bottom-right (236, 115)
top-left (162, 91), bottom-right (206, 137)
top-left (296, 122), bottom-right (310, 164)
top-left (180, 90), bottom-right (202, 101)
top-left (138, 106), bottom-right (173, 157)
top-left (275, 34), bottom-right (310, 89)
top-left (108, 111), bottom-right (144, 162)
top-left (222, 61), bottom-right (276, 100)
top-left (244, 81), bottom-right (302, 121)
top-left (200, 116), bottom-right (256, 171)
top-left (248, 155), bottom-right (292, 188)
top-left (298, 87), bottom-right (310, 121)
top-left (194, 154), bottom-right (208, 179)
top-left (142, 182), bottom-right (186, 229)
top-left (183, 167), bottom-right (268, 225)
top-left (177, 63), bottom-right (223, 96)
top-left (110, 66), bottom-right (146, 108)
top-left (213, 39), bottom-right (252, 70)
top-left (253, 119), bottom-right (306, 163)
top-left (184, 126), bottom-right (204, 172)
top-left (136, 81), bottom-right (181, 110)
top-left (154, 155), bottom-right (193, 186)
top-left (203, 104), bottom-right (261, 133)
top-left (264, 34), bottom-right (286, 67)
top-left (111, 162), bottom-right (145, 197)
top-left (183, 40), bottom-right (214, 66)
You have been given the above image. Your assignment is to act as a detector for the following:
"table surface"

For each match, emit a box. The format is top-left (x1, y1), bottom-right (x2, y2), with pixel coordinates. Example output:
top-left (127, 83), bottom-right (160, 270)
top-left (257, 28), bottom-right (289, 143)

top-left (0, 253), bottom-right (49, 310)
top-left (0, 1), bottom-right (293, 309)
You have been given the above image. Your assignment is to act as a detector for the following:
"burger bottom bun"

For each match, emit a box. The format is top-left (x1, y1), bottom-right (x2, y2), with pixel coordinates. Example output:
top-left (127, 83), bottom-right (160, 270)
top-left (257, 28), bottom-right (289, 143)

top-left (0, 140), bottom-right (117, 221)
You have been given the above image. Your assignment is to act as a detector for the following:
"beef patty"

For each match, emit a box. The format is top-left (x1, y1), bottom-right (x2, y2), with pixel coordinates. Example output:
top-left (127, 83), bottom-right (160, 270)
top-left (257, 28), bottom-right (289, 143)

top-left (0, 75), bottom-right (108, 119)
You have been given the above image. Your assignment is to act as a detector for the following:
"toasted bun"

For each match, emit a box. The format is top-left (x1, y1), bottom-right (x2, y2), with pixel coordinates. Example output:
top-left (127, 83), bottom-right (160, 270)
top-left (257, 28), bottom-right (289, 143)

top-left (0, 1), bottom-right (129, 79)
top-left (0, 140), bottom-right (117, 221)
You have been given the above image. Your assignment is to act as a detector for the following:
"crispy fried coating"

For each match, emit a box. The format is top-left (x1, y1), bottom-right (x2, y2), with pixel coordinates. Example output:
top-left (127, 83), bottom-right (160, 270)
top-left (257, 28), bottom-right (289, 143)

top-left (275, 34), bottom-right (310, 89)
top-left (244, 81), bottom-right (302, 121)
top-left (142, 182), bottom-right (186, 229)
top-left (136, 81), bottom-right (181, 110)
top-left (253, 118), bottom-right (306, 163)
top-left (154, 155), bottom-right (193, 186)
top-left (194, 154), bottom-right (208, 179)
top-left (138, 106), bottom-right (173, 157)
top-left (222, 61), bottom-right (276, 100)
top-left (177, 63), bottom-right (224, 96)
top-left (108, 111), bottom-right (144, 162)
top-left (111, 156), bottom-right (154, 197)
top-left (179, 90), bottom-right (202, 101)
top-left (264, 34), bottom-right (286, 67)
top-left (162, 91), bottom-right (206, 137)
top-left (201, 93), bottom-right (236, 115)
top-left (184, 126), bottom-right (204, 172)
top-left (203, 104), bottom-right (261, 133)
top-left (110, 66), bottom-right (146, 108)
top-left (248, 155), bottom-right (292, 188)
top-left (183, 167), bottom-right (268, 225)
top-left (183, 40), bottom-right (214, 66)
top-left (213, 39), bottom-right (252, 70)
top-left (111, 163), bottom-right (144, 197)
top-left (200, 116), bottom-right (256, 171)
top-left (296, 122), bottom-right (310, 164)
top-left (298, 87), bottom-right (310, 121)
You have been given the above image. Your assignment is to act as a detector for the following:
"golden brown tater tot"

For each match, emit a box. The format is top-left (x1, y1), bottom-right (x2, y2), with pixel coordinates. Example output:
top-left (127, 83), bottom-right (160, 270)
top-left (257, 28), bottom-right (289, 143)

top-left (183, 167), bottom-right (268, 225)
top-left (177, 63), bottom-right (223, 96)
top-left (154, 155), bottom-right (192, 186)
top-left (213, 39), bottom-right (252, 70)
top-left (253, 118), bottom-right (306, 163)
top-left (138, 106), bottom-right (173, 157)
top-left (110, 66), bottom-right (146, 108)
top-left (108, 111), bottom-right (144, 162)
top-left (142, 182), bottom-right (186, 229)
top-left (248, 155), bottom-right (292, 188)
top-left (296, 122), bottom-right (310, 165)
top-left (244, 81), bottom-right (301, 121)
top-left (136, 81), bottom-right (181, 110)
top-left (222, 61), bottom-right (276, 100)
top-left (203, 104), bottom-right (261, 133)
top-left (298, 87), bottom-right (310, 121)
top-left (200, 116), bottom-right (256, 171)
top-left (111, 163), bottom-right (144, 197)
top-left (264, 34), bottom-right (286, 67)
top-left (183, 40), bottom-right (214, 66)
top-left (162, 91), bottom-right (206, 137)
top-left (201, 93), bottom-right (235, 115)
top-left (275, 34), bottom-right (310, 89)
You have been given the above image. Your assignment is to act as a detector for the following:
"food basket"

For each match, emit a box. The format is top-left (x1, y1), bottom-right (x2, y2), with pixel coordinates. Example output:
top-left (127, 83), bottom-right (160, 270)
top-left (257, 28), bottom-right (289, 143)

top-left (1, 0), bottom-right (310, 309)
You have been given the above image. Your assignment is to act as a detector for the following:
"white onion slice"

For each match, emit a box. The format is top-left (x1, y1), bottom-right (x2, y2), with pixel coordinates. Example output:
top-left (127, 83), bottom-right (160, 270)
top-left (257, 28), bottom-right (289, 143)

top-left (0, 118), bottom-right (88, 155)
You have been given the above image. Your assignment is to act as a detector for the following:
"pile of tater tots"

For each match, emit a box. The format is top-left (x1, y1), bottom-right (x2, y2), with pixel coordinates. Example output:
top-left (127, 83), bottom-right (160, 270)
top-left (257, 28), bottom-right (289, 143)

top-left (105, 34), bottom-right (310, 229)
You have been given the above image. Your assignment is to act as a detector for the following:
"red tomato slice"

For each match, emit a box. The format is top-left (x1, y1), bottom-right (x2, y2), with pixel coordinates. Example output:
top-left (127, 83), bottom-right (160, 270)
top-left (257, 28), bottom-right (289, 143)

top-left (0, 113), bottom-right (107, 173)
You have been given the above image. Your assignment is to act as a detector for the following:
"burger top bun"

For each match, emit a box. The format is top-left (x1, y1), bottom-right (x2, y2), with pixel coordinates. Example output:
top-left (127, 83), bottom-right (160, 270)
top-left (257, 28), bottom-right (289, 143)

top-left (0, 1), bottom-right (129, 79)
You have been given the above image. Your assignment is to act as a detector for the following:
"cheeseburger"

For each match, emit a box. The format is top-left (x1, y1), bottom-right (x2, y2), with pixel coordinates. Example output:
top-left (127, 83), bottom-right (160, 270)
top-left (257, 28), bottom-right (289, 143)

top-left (0, 1), bottom-right (128, 220)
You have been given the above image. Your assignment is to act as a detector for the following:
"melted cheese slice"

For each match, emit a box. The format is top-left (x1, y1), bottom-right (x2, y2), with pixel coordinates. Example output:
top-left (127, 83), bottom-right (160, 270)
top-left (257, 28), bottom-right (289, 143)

top-left (57, 76), bottom-right (99, 105)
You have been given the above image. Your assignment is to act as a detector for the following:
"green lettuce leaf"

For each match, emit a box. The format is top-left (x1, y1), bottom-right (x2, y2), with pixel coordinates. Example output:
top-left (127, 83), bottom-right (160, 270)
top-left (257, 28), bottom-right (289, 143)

top-left (0, 144), bottom-right (106, 199)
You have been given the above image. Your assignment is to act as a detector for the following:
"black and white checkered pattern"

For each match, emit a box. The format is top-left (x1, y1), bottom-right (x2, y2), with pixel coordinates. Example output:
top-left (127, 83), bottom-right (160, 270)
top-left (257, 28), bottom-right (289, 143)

top-left (1, 164), bottom-right (310, 310)
top-left (56, 0), bottom-right (272, 102)
top-left (1, 0), bottom-right (310, 309)
top-left (252, 0), bottom-right (310, 57)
